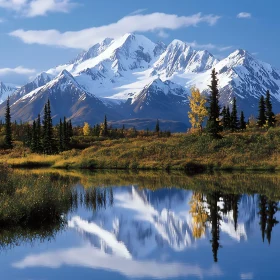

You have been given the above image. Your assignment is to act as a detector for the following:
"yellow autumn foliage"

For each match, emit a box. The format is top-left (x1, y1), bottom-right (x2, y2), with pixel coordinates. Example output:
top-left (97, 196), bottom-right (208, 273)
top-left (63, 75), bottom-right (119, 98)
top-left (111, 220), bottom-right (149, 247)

top-left (83, 122), bottom-right (91, 136)
top-left (188, 87), bottom-right (208, 131)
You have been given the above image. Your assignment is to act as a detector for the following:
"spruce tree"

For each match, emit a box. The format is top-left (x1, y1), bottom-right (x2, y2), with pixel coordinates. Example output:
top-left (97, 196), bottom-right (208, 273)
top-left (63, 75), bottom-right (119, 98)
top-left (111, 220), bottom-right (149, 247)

top-left (265, 90), bottom-right (275, 127)
top-left (225, 106), bottom-right (231, 129)
top-left (240, 111), bottom-right (246, 130)
top-left (155, 119), bottom-right (160, 134)
top-left (104, 115), bottom-right (108, 136)
top-left (31, 120), bottom-right (37, 153)
top-left (206, 69), bottom-right (221, 137)
top-left (36, 114), bottom-right (42, 152)
top-left (25, 124), bottom-right (32, 147)
top-left (4, 97), bottom-right (12, 149)
top-left (230, 97), bottom-right (238, 131)
top-left (221, 106), bottom-right (227, 130)
top-left (68, 119), bottom-right (73, 138)
top-left (257, 95), bottom-right (266, 127)
top-left (63, 117), bottom-right (68, 150)
top-left (43, 100), bottom-right (54, 154)
top-left (59, 118), bottom-right (63, 152)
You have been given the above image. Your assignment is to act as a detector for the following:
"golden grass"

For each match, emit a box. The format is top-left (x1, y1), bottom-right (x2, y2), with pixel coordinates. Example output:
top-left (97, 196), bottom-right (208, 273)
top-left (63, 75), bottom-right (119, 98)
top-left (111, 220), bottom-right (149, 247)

top-left (1, 129), bottom-right (280, 171)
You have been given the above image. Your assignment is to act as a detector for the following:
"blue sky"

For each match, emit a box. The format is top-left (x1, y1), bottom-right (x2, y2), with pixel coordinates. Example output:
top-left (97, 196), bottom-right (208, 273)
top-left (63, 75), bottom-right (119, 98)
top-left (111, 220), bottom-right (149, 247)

top-left (0, 0), bottom-right (278, 85)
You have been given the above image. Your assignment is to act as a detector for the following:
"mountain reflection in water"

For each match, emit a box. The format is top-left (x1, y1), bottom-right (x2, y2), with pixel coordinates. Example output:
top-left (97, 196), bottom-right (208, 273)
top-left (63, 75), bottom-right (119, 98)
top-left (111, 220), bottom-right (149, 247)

top-left (1, 171), bottom-right (280, 280)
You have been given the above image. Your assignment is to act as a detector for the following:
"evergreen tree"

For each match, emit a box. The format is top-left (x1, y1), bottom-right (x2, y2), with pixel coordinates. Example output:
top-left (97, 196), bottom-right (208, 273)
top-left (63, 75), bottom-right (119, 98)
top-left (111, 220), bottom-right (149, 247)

top-left (265, 90), bottom-right (275, 127)
top-left (257, 95), bottom-right (266, 127)
top-left (221, 106), bottom-right (227, 130)
top-left (4, 97), bottom-right (12, 148)
top-left (104, 115), bottom-right (108, 136)
top-left (31, 120), bottom-right (37, 153)
top-left (43, 100), bottom-right (54, 154)
top-left (206, 69), bottom-right (221, 137)
top-left (68, 120), bottom-right (73, 138)
top-left (240, 111), bottom-right (246, 130)
top-left (230, 97), bottom-right (238, 131)
top-left (226, 106), bottom-right (231, 129)
top-left (64, 117), bottom-right (70, 149)
top-left (155, 119), bottom-right (160, 134)
top-left (59, 118), bottom-right (63, 152)
top-left (25, 124), bottom-right (32, 147)
top-left (36, 114), bottom-right (42, 152)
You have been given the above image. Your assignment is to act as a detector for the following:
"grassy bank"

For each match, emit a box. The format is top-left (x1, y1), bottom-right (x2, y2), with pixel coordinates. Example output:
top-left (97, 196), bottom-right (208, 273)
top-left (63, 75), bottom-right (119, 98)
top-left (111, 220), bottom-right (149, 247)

top-left (13, 168), bottom-right (280, 201)
top-left (0, 129), bottom-right (280, 171)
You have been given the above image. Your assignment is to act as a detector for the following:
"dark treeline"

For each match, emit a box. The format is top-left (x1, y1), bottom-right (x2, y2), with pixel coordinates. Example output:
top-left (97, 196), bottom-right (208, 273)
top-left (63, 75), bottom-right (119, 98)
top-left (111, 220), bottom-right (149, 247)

top-left (0, 99), bottom-right (171, 154)
top-left (205, 69), bottom-right (276, 137)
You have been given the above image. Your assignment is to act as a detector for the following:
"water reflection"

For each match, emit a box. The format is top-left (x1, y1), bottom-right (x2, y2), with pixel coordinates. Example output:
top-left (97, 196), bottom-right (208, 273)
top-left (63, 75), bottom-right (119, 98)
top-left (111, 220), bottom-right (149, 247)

top-left (1, 171), bottom-right (280, 279)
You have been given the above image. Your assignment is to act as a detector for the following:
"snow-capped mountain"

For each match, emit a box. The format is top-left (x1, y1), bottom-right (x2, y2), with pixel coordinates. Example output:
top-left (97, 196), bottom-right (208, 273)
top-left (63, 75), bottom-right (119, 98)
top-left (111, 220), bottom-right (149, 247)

top-left (8, 72), bottom-right (54, 105)
top-left (0, 82), bottom-right (18, 104)
top-left (121, 78), bottom-right (189, 122)
top-left (2, 33), bottom-right (280, 126)
top-left (153, 40), bottom-right (218, 77)
top-left (182, 49), bottom-right (280, 115)
top-left (46, 33), bottom-right (166, 100)
top-left (7, 70), bottom-right (122, 124)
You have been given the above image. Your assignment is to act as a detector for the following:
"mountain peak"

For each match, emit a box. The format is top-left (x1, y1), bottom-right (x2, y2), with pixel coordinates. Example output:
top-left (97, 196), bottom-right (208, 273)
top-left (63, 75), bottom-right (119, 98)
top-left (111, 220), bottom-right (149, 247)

top-left (229, 49), bottom-right (251, 58)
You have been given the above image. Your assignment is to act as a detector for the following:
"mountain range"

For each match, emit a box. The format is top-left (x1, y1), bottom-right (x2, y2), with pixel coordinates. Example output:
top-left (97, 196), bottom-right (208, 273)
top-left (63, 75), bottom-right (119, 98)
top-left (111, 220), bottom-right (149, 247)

top-left (1, 33), bottom-right (280, 131)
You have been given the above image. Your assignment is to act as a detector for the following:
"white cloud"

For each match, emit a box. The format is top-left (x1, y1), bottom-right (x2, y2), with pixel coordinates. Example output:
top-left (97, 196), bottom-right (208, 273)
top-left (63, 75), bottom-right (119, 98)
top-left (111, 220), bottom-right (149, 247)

top-left (9, 12), bottom-right (220, 49)
top-left (0, 0), bottom-right (76, 17)
top-left (0, 66), bottom-right (36, 76)
top-left (237, 12), bottom-right (252, 19)
top-left (157, 30), bottom-right (169, 38)
top-left (185, 40), bottom-right (232, 52)
top-left (0, 0), bottom-right (27, 12)
top-left (129, 9), bottom-right (147, 16)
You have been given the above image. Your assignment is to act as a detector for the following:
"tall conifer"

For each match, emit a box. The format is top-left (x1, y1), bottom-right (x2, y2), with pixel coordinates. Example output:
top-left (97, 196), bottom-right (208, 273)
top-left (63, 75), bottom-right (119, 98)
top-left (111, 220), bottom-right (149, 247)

top-left (230, 97), bottom-right (238, 131)
top-left (4, 97), bottom-right (12, 148)
top-left (265, 90), bottom-right (275, 127)
top-left (257, 95), bottom-right (266, 127)
top-left (240, 111), bottom-right (246, 130)
top-left (206, 69), bottom-right (221, 137)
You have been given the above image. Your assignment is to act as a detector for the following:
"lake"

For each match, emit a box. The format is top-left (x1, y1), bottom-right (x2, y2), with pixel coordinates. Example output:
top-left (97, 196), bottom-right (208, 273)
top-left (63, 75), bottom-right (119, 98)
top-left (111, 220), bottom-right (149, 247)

top-left (0, 170), bottom-right (279, 280)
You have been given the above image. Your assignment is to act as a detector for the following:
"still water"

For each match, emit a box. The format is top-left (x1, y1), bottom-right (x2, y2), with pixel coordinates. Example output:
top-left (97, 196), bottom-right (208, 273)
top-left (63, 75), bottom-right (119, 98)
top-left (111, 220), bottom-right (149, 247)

top-left (0, 171), bottom-right (279, 280)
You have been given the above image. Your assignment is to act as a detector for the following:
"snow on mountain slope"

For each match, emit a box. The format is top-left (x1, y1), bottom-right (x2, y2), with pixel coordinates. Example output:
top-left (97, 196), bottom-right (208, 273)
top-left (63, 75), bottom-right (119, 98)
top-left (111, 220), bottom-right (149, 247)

top-left (153, 39), bottom-right (218, 78)
top-left (7, 70), bottom-right (122, 124)
top-left (120, 78), bottom-right (189, 122)
top-left (175, 49), bottom-right (280, 113)
top-left (45, 33), bottom-right (166, 99)
top-left (0, 82), bottom-right (18, 104)
top-left (3, 33), bottom-right (280, 125)
top-left (131, 78), bottom-right (187, 104)
top-left (68, 187), bottom-right (259, 260)
top-left (10, 72), bottom-right (54, 103)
